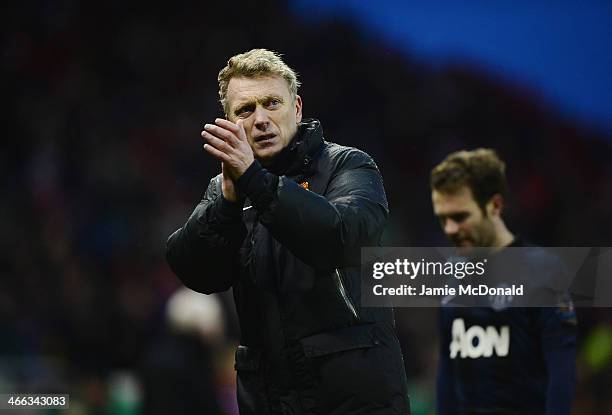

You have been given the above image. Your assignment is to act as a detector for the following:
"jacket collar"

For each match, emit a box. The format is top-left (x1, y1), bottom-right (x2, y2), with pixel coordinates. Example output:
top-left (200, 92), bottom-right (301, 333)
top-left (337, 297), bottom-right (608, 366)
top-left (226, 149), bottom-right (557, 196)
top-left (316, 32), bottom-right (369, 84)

top-left (266, 118), bottom-right (325, 177)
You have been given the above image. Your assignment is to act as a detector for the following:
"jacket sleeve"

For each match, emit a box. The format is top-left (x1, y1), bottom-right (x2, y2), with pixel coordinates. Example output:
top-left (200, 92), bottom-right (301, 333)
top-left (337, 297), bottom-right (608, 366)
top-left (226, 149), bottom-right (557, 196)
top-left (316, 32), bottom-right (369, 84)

top-left (537, 303), bottom-right (577, 415)
top-left (166, 175), bottom-right (247, 294)
top-left (236, 149), bottom-right (388, 270)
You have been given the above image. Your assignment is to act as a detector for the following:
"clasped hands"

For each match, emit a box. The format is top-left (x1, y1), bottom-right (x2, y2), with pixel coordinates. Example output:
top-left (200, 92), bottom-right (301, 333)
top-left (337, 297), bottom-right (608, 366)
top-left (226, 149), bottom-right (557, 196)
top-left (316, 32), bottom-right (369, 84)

top-left (201, 118), bottom-right (254, 202)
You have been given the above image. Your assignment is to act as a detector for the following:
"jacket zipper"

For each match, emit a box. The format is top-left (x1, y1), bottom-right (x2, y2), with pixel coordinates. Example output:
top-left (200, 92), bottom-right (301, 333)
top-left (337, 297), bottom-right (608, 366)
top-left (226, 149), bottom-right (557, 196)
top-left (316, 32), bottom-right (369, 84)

top-left (334, 269), bottom-right (359, 320)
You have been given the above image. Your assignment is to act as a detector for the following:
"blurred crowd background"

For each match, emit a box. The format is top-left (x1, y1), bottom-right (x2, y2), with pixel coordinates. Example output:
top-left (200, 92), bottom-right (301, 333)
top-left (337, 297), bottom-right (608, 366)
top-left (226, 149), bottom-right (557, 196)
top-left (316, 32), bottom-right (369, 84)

top-left (3, 1), bottom-right (612, 414)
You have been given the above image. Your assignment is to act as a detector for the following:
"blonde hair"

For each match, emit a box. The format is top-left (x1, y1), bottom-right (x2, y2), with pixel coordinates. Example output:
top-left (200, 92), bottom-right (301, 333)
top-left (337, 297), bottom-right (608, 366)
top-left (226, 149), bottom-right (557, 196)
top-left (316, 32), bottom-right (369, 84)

top-left (218, 49), bottom-right (300, 115)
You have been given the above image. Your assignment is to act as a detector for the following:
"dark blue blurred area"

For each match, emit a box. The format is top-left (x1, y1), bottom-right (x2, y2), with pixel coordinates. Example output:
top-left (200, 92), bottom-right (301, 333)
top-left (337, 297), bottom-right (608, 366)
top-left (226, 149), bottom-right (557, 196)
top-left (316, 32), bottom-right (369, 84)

top-left (2, 0), bottom-right (612, 413)
top-left (290, 0), bottom-right (612, 134)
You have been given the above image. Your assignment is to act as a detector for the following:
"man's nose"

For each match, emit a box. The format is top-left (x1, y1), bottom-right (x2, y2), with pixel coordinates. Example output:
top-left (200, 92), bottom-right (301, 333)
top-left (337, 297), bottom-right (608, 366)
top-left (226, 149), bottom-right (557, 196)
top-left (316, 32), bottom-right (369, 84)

top-left (444, 219), bottom-right (459, 235)
top-left (253, 106), bottom-right (270, 131)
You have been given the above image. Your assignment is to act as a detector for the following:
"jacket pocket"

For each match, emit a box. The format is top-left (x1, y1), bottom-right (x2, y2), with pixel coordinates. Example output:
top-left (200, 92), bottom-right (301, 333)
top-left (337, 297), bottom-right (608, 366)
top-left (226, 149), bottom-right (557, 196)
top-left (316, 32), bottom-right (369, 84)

top-left (297, 323), bottom-right (410, 414)
top-left (300, 323), bottom-right (376, 357)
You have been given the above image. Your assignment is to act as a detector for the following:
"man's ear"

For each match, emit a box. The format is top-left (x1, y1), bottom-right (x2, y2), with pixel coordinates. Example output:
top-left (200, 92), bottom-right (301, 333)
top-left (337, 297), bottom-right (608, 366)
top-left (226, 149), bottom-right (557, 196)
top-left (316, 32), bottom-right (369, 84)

top-left (295, 95), bottom-right (302, 123)
top-left (487, 194), bottom-right (504, 218)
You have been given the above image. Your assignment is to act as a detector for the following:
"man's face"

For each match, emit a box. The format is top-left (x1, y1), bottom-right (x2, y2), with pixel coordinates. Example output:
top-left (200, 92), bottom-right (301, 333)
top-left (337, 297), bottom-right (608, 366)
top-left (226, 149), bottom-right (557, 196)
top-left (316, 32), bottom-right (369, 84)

top-left (225, 75), bottom-right (302, 164)
top-left (432, 185), bottom-right (496, 248)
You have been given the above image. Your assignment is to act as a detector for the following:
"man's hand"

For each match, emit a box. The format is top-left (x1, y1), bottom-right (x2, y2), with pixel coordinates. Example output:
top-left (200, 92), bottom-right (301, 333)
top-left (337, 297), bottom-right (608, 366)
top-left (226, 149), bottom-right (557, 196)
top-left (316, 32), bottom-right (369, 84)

top-left (201, 118), bottom-right (254, 181)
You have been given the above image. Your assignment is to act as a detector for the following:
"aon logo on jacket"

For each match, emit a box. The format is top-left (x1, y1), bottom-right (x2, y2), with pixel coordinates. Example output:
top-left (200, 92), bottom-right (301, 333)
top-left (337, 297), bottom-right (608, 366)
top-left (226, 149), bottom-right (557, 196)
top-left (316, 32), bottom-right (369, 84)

top-left (449, 318), bottom-right (510, 359)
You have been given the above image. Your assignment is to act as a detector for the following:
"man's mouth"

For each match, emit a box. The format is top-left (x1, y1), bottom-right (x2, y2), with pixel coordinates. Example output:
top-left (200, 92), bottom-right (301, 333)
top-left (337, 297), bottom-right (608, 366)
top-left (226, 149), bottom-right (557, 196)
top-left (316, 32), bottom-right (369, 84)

top-left (254, 134), bottom-right (276, 144)
top-left (452, 236), bottom-right (472, 247)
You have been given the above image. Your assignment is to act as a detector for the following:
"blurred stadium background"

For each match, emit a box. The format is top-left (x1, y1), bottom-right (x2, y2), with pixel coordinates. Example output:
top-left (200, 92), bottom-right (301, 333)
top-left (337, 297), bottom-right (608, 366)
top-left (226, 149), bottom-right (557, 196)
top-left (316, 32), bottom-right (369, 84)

top-left (3, 0), bottom-right (612, 413)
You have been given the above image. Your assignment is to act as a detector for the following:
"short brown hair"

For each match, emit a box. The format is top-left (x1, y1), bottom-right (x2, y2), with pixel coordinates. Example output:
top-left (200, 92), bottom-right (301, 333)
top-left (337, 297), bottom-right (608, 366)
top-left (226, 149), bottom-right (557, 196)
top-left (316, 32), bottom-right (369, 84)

top-left (217, 49), bottom-right (300, 115)
top-left (430, 148), bottom-right (507, 210)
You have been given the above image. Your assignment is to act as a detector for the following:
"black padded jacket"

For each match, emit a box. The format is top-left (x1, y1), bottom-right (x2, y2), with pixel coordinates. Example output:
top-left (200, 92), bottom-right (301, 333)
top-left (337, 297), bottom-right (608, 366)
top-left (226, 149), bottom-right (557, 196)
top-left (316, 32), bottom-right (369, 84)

top-left (166, 119), bottom-right (410, 415)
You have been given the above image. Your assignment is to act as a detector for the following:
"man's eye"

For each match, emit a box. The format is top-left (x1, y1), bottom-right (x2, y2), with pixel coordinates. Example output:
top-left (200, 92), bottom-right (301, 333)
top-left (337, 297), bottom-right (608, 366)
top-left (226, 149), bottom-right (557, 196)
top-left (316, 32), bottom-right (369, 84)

top-left (267, 99), bottom-right (280, 108)
top-left (451, 214), bottom-right (469, 223)
top-left (236, 108), bottom-right (252, 117)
